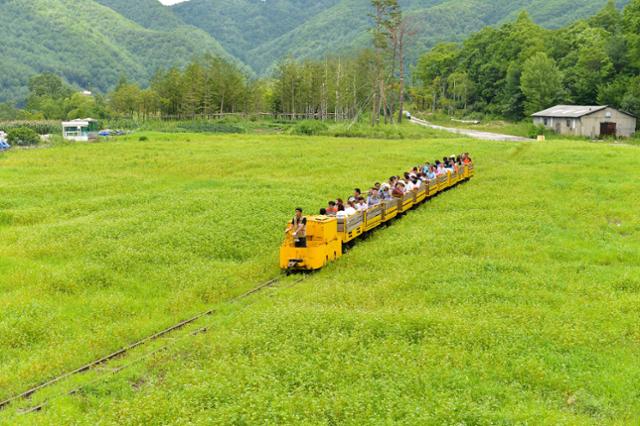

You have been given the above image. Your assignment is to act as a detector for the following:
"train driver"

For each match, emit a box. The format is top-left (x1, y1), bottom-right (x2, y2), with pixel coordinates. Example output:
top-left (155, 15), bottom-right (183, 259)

top-left (286, 208), bottom-right (307, 248)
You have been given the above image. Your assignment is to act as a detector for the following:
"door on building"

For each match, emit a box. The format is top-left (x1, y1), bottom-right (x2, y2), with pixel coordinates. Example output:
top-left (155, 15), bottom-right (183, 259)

top-left (600, 122), bottom-right (617, 137)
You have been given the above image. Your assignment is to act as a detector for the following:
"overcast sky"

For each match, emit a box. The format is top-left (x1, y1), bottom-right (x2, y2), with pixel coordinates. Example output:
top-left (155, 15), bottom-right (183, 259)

top-left (158, 0), bottom-right (189, 5)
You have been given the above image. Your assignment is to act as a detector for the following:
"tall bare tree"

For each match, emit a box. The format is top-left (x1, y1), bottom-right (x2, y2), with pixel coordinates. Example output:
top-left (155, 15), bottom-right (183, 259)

top-left (370, 0), bottom-right (402, 125)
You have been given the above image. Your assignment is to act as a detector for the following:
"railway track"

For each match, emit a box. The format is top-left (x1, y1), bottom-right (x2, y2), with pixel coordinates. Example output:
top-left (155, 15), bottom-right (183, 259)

top-left (0, 276), bottom-right (291, 414)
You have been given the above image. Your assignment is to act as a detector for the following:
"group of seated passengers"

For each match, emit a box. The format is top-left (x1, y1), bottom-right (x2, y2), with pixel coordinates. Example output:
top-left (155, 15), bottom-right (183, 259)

top-left (319, 153), bottom-right (472, 218)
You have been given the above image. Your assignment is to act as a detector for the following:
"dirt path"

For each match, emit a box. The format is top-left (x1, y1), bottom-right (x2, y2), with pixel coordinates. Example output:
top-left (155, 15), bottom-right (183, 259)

top-left (411, 117), bottom-right (533, 142)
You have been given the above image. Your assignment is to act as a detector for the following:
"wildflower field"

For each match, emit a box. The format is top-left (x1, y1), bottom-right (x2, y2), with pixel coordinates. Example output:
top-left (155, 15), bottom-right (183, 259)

top-left (1, 132), bottom-right (639, 424)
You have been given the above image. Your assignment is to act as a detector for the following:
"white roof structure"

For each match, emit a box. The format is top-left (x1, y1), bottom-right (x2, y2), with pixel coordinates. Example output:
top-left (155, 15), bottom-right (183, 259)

top-left (62, 118), bottom-right (97, 127)
top-left (531, 105), bottom-right (608, 118)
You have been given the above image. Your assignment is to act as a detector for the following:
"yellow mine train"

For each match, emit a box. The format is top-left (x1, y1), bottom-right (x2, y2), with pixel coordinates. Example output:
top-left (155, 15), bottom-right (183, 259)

top-left (280, 163), bottom-right (475, 272)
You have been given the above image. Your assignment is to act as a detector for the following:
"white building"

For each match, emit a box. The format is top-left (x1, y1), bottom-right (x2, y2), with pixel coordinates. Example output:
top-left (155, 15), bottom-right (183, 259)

top-left (532, 105), bottom-right (636, 138)
top-left (62, 118), bottom-right (99, 141)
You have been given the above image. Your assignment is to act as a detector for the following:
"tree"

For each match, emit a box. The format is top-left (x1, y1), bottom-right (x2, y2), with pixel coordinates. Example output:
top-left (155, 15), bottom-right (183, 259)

top-left (370, 0), bottom-right (401, 125)
top-left (415, 43), bottom-right (459, 112)
top-left (623, 0), bottom-right (640, 71)
top-left (7, 127), bottom-right (40, 146)
top-left (521, 52), bottom-right (565, 115)
top-left (621, 76), bottom-right (640, 118)
top-left (109, 82), bottom-right (142, 118)
top-left (27, 74), bottom-right (72, 100)
top-left (0, 103), bottom-right (18, 120)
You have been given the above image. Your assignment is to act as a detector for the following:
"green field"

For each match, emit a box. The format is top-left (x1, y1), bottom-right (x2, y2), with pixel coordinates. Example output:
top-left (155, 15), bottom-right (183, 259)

top-left (1, 132), bottom-right (639, 424)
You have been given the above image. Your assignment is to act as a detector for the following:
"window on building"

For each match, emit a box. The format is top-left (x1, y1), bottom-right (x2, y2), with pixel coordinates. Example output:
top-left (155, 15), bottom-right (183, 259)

top-left (543, 118), bottom-right (548, 126)
top-left (566, 120), bottom-right (571, 127)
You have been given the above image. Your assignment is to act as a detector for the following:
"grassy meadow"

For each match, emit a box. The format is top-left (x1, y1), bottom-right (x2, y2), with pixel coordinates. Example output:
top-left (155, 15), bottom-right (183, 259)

top-left (1, 130), bottom-right (639, 424)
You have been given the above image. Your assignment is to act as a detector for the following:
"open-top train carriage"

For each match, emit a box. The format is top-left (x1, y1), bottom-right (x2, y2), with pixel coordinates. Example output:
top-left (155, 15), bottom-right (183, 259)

top-left (280, 162), bottom-right (475, 273)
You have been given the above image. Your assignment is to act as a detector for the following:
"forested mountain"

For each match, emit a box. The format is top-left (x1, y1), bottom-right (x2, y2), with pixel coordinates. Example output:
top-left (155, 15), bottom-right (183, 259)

top-left (0, 0), bottom-right (631, 103)
top-left (0, 0), bottom-right (237, 103)
top-left (174, 0), bottom-right (631, 73)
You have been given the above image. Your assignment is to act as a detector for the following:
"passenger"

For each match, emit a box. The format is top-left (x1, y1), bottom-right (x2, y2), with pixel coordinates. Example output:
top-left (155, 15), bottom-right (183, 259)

top-left (389, 176), bottom-right (397, 189)
top-left (367, 188), bottom-right (381, 206)
top-left (336, 198), bottom-right (345, 211)
top-left (356, 197), bottom-right (368, 212)
top-left (436, 163), bottom-right (447, 176)
top-left (404, 177), bottom-right (415, 192)
top-left (380, 183), bottom-right (392, 200)
top-left (319, 208), bottom-right (327, 216)
top-left (392, 182), bottom-right (405, 198)
top-left (374, 182), bottom-right (381, 191)
top-left (427, 166), bottom-right (436, 180)
top-left (422, 162), bottom-right (431, 174)
top-left (345, 200), bottom-right (357, 216)
top-left (326, 201), bottom-right (338, 216)
top-left (354, 188), bottom-right (362, 199)
top-left (286, 208), bottom-right (307, 248)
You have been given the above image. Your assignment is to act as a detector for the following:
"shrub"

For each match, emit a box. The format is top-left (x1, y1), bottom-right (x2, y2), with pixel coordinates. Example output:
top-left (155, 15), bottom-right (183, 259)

top-left (528, 124), bottom-right (547, 139)
top-left (139, 136), bottom-right (149, 142)
top-left (7, 127), bottom-right (40, 146)
top-left (290, 120), bottom-right (329, 136)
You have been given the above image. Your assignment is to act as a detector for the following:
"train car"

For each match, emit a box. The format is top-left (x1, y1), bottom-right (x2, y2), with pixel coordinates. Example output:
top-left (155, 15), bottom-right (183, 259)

top-left (280, 216), bottom-right (342, 271)
top-left (364, 204), bottom-right (383, 232)
top-left (397, 191), bottom-right (414, 214)
top-left (449, 169), bottom-right (459, 186)
top-left (381, 198), bottom-right (398, 223)
top-left (414, 182), bottom-right (427, 204)
top-left (436, 174), bottom-right (448, 192)
top-left (459, 165), bottom-right (467, 180)
top-left (337, 211), bottom-right (365, 243)
top-left (426, 179), bottom-right (438, 197)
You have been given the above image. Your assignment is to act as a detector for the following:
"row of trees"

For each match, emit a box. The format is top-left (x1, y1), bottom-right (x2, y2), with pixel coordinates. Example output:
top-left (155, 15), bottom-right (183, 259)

top-left (414, 0), bottom-right (640, 119)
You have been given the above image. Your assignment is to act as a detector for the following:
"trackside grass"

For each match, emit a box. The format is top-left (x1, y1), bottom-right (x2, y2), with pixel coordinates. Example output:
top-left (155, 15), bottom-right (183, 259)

top-left (1, 133), bottom-right (640, 424)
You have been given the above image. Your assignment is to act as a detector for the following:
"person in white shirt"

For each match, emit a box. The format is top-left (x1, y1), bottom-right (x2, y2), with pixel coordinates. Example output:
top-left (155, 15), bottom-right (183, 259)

top-left (404, 179), bottom-right (414, 192)
top-left (356, 197), bottom-right (368, 212)
top-left (344, 201), bottom-right (357, 216)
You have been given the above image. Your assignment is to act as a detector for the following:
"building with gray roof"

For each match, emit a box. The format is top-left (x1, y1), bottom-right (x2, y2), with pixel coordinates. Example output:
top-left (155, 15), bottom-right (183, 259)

top-left (532, 105), bottom-right (636, 138)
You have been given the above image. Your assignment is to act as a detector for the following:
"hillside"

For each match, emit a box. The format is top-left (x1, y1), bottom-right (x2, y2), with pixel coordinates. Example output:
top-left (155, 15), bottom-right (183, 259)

top-left (0, 0), bottom-right (238, 103)
top-left (0, 0), bottom-right (631, 103)
top-left (175, 0), bottom-right (630, 73)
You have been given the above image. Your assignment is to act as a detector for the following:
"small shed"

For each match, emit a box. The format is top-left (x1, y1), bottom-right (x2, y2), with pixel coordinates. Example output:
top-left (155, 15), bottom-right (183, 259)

top-left (62, 118), bottom-right (99, 141)
top-left (532, 105), bottom-right (636, 138)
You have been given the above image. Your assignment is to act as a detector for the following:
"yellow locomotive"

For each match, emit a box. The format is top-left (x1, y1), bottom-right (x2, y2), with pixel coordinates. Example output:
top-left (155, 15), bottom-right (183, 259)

top-left (280, 162), bottom-right (475, 272)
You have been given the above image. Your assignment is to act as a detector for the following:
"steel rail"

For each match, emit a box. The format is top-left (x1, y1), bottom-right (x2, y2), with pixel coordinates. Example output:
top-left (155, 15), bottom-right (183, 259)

top-left (0, 277), bottom-right (282, 411)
